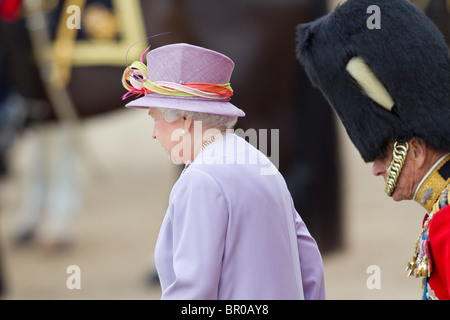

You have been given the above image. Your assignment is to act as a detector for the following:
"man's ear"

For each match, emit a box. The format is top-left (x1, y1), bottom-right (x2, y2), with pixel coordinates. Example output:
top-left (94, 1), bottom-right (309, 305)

top-left (409, 137), bottom-right (427, 169)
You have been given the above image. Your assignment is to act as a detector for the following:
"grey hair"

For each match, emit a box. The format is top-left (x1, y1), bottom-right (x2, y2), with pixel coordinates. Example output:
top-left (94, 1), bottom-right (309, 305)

top-left (158, 107), bottom-right (238, 129)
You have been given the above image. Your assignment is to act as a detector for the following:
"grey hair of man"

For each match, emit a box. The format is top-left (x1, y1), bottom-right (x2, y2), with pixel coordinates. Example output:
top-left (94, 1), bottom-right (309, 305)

top-left (158, 107), bottom-right (238, 129)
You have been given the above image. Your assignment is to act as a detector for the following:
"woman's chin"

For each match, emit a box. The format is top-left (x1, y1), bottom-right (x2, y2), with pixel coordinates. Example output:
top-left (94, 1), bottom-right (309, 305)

top-left (168, 154), bottom-right (185, 165)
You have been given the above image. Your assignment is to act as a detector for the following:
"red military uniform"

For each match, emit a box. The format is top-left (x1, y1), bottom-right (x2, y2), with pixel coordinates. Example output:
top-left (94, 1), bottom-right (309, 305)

top-left (429, 203), bottom-right (450, 299)
top-left (408, 154), bottom-right (450, 299)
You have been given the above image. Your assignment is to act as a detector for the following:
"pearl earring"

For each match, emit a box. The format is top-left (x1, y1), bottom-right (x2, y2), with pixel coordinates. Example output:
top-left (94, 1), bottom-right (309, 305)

top-left (181, 129), bottom-right (187, 135)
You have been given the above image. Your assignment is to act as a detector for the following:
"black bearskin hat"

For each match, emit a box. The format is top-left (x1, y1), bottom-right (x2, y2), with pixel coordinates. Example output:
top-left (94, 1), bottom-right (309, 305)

top-left (296, 0), bottom-right (450, 162)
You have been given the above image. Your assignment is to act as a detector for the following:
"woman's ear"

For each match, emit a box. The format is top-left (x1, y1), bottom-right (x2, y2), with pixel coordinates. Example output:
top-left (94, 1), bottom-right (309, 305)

top-left (183, 116), bottom-right (193, 132)
top-left (409, 137), bottom-right (427, 169)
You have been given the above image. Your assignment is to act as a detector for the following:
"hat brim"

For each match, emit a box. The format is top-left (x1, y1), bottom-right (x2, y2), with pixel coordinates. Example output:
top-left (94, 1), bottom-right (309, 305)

top-left (125, 94), bottom-right (245, 117)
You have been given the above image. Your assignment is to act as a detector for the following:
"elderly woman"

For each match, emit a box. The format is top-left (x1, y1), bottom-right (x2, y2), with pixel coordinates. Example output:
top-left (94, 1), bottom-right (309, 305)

top-left (122, 43), bottom-right (325, 300)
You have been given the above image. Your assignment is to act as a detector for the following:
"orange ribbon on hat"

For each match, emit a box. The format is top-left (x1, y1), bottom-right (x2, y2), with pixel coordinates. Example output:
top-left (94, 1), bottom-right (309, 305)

top-left (122, 57), bottom-right (233, 101)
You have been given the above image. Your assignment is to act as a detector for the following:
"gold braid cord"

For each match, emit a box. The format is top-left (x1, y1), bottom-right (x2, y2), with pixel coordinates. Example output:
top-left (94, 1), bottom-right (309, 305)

top-left (385, 141), bottom-right (409, 196)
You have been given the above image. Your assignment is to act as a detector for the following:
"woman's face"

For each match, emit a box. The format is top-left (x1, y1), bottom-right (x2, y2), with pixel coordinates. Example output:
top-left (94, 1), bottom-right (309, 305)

top-left (148, 108), bottom-right (188, 164)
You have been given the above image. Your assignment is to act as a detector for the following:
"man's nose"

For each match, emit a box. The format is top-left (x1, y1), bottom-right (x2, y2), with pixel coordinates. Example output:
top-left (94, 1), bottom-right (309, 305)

top-left (372, 159), bottom-right (386, 177)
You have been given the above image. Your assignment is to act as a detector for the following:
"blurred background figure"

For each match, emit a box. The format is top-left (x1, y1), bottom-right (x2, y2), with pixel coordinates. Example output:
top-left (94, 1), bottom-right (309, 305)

top-left (0, 0), bottom-right (147, 249)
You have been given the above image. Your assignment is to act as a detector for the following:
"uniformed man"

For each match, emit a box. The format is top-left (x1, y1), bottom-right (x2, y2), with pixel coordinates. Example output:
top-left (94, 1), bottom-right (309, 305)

top-left (296, 0), bottom-right (450, 299)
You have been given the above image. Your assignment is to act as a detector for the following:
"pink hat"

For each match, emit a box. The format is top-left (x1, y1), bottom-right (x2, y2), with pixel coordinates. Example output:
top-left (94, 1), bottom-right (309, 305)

top-left (122, 43), bottom-right (245, 117)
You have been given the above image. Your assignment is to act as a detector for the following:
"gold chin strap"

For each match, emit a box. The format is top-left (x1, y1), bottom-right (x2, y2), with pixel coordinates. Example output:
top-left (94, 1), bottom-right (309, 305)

top-left (385, 140), bottom-right (409, 197)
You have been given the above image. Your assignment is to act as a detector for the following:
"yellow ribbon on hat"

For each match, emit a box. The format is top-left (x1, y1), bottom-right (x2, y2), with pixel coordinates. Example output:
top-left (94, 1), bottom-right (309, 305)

top-left (122, 60), bottom-right (233, 100)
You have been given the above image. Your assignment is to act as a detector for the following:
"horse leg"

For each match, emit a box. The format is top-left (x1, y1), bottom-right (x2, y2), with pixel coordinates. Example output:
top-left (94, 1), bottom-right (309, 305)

top-left (13, 125), bottom-right (47, 246)
top-left (38, 122), bottom-right (81, 249)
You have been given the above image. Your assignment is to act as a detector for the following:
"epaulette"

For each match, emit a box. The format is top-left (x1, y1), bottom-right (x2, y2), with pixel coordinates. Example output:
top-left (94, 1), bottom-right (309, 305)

top-left (431, 183), bottom-right (450, 215)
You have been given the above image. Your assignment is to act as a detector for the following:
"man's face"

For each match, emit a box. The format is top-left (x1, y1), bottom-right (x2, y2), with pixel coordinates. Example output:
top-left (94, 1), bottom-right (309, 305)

top-left (371, 141), bottom-right (417, 202)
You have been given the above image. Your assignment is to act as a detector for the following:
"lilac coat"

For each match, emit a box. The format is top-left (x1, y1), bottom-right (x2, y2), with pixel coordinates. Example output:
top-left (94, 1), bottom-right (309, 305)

top-left (154, 134), bottom-right (325, 299)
